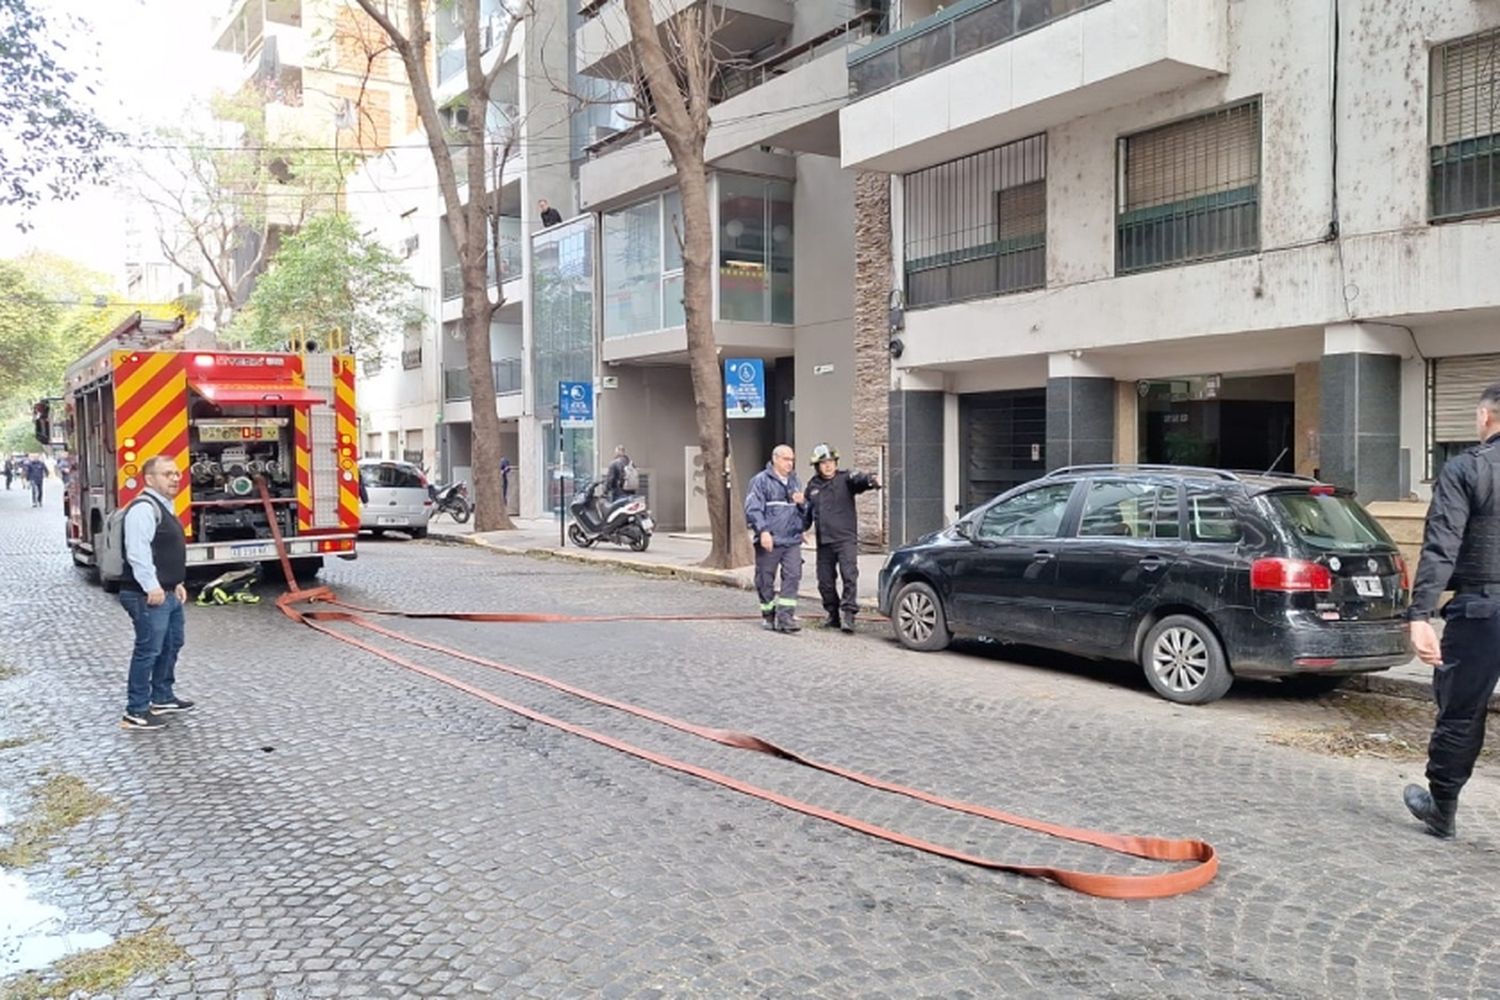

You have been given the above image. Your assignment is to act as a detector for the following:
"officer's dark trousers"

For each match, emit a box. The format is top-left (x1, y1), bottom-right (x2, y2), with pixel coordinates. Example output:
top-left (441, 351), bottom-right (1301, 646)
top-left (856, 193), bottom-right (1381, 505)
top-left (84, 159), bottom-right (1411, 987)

top-left (754, 543), bottom-right (802, 616)
top-left (1427, 593), bottom-right (1500, 799)
top-left (816, 540), bottom-right (859, 615)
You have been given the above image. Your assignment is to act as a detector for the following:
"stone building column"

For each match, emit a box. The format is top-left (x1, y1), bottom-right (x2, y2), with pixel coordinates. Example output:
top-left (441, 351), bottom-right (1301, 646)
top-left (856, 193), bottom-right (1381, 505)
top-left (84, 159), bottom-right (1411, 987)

top-left (1045, 353), bottom-right (1115, 470)
top-left (853, 171), bottom-right (893, 549)
top-left (1319, 323), bottom-right (1405, 500)
top-left (888, 378), bottom-right (945, 546)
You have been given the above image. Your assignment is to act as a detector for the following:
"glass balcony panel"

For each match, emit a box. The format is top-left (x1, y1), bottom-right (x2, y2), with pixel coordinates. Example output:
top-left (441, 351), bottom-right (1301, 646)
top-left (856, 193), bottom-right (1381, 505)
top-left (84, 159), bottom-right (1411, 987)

top-left (953, 0), bottom-right (1014, 59)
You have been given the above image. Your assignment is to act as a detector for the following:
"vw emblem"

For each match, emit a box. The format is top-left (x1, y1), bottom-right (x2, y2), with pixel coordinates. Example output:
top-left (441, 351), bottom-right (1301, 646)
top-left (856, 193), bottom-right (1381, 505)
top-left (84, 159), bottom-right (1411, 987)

top-left (1329, 557), bottom-right (1342, 572)
top-left (1368, 558), bottom-right (1378, 573)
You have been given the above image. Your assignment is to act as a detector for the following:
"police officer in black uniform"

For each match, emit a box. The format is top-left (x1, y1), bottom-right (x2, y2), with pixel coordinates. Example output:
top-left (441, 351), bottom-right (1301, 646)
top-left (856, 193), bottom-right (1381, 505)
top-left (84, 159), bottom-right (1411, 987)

top-left (803, 443), bottom-right (880, 632)
top-left (1403, 382), bottom-right (1500, 839)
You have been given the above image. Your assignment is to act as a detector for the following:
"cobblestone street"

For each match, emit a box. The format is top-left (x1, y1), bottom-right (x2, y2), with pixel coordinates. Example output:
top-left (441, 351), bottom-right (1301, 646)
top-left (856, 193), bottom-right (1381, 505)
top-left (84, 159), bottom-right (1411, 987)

top-left (5, 484), bottom-right (1500, 999)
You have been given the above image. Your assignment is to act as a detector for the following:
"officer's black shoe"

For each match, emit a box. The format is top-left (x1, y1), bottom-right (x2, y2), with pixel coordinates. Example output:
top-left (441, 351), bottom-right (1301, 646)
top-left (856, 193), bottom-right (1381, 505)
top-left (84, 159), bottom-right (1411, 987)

top-left (821, 613), bottom-right (840, 629)
top-left (761, 611), bottom-right (775, 631)
top-left (840, 610), bottom-right (856, 633)
top-left (1403, 784), bottom-right (1458, 839)
top-left (775, 612), bottom-right (801, 633)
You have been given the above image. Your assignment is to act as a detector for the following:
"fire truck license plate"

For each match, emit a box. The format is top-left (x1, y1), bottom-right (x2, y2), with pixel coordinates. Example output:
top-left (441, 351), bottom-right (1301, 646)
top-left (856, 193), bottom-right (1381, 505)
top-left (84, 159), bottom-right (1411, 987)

top-left (230, 543), bottom-right (273, 558)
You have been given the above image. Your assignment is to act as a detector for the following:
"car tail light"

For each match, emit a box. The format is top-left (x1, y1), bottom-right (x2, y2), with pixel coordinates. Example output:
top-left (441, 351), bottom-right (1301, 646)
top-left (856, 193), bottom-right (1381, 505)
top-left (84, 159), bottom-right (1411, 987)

top-left (1251, 558), bottom-right (1332, 592)
top-left (1309, 485), bottom-right (1336, 496)
top-left (1396, 554), bottom-right (1410, 592)
top-left (416, 472), bottom-right (428, 487)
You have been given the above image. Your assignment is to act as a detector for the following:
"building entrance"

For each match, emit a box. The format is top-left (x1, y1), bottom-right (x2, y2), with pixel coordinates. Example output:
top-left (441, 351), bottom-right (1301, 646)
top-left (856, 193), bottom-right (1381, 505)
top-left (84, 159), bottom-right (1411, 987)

top-left (1138, 374), bottom-right (1294, 473)
top-left (959, 389), bottom-right (1046, 512)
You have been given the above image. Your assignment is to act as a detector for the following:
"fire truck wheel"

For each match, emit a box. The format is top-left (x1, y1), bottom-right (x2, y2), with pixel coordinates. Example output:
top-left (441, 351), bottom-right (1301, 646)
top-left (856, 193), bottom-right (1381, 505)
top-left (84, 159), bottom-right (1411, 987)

top-left (290, 557), bottom-right (323, 583)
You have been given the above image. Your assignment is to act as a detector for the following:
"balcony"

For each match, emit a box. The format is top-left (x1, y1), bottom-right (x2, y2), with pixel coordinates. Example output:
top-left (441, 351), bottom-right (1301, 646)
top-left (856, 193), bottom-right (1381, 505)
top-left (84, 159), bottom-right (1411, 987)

top-left (575, 0), bottom-right (793, 82)
top-left (443, 358), bottom-right (523, 402)
top-left (840, 0), bottom-right (1227, 174)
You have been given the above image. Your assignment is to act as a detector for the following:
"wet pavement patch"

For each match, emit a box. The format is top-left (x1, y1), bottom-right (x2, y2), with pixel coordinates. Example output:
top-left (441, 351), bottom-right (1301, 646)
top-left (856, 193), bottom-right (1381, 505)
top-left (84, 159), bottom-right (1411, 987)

top-left (1, 925), bottom-right (185, 999)
top-left (0, 775), bottom-right (112, 868)
top-left (0, 868), bottom-right (113, 981)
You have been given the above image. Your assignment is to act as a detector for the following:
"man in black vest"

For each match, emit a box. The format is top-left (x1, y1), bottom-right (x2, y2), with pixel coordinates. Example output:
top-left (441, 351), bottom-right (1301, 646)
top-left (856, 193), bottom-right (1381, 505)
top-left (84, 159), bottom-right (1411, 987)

top-left (119, 455), bottom-right (194, 731)
top-left (803, 443), bottom-right (880, 632)
top-left (1404, 382), bottom-right (1500, 837)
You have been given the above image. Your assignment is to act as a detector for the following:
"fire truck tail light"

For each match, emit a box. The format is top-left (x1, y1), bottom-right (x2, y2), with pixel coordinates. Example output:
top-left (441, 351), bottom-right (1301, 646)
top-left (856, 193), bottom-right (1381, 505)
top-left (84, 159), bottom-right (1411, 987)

top-left (316, 539), bottom-right (354, 553)
top-left (124, 477), bottom-right (139, 490)
top-left (123, 437), bottom-right (136, 448)
top-left (123, 450), bottom-right (136, 462)
top-left (193, 354), bottom-right (214, 367)
top-left (123, 464), bottom-right (138, 477)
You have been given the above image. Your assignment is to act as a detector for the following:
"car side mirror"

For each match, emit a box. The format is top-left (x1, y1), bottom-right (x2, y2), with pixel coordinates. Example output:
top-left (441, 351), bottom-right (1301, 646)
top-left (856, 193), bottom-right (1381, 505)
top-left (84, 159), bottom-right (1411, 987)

top-left (952, 519), bottom-right (973, 541)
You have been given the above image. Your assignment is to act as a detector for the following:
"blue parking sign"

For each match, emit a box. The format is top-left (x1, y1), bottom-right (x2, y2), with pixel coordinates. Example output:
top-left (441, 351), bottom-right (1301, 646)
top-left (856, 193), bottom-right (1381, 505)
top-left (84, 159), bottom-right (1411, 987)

top-left (724, 358), bottom-right (765, 419)
top-left (559, 380), bottom-right (594, 428)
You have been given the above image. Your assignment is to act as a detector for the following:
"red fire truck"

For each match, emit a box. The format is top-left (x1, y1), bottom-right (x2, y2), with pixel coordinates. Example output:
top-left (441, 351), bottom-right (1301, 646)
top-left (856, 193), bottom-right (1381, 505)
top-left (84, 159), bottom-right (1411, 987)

top-left (62, 313), bottom-right (361, 588)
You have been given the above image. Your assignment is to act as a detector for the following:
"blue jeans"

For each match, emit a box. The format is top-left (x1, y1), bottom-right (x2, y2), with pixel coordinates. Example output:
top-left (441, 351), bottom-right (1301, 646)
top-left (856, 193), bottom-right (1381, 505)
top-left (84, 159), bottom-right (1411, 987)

top-left (120, 591), bottom-right (185, 715)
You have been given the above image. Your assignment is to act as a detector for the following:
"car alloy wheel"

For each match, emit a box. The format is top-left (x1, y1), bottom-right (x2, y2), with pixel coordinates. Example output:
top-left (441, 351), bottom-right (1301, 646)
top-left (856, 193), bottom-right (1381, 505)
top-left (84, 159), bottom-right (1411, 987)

top-left (1152, 626), bottom-right (1209, 694)
top-left (892, 581), bottom-right (950, 652)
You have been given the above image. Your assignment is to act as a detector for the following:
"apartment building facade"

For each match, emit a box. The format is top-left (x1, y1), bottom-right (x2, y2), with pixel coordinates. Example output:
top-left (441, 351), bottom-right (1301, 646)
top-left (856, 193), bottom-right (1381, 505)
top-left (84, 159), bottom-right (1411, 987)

top-left (842, 0), bottom-right (1500, 543)
top-left (547, 0), bottom-right (887, 531)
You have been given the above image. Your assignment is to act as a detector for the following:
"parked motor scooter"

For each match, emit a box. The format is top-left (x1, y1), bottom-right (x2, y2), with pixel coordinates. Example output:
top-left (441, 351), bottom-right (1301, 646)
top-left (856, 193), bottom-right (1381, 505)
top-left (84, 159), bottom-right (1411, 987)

top-left (428, 480), bottom-right (472, 523)
top-left (568, 478), bottom-right (653, 551)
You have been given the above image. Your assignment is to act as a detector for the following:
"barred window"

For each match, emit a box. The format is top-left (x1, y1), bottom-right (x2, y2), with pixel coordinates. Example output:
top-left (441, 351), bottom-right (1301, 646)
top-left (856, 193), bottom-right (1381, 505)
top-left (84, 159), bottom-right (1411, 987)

top-left (1431, 29), bottom-right (1500, 220)
top-left (1116, 100), bottom-right (1260, 274)
top-left (902, 134), bottom-right (1046, 309)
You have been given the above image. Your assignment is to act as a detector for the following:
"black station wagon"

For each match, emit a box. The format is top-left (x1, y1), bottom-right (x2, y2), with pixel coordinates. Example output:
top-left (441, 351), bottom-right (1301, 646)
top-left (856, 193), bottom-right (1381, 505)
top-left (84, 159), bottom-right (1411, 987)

top-left (877, 465), bottom-right (1413, 704)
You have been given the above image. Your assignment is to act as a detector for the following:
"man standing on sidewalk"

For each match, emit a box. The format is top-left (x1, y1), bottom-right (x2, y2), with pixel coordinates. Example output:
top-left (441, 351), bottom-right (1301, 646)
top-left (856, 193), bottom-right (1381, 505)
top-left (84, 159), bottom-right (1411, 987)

top-left (745, 444), bottom-right (807, 633)
top-left (24, 454), bottom-right (45, 506)
top-left (118, 456), bottom-right (195, 731)
top-left (1403, 382), bottom-right (1500, 838)
top-left (803, 443), bottom-right (880, 632)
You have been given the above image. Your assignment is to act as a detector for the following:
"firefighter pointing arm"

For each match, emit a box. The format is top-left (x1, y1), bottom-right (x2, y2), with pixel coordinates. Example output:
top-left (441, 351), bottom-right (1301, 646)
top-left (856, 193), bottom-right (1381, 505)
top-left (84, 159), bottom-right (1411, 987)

top-left (804, 443), bottom-right (880, 633)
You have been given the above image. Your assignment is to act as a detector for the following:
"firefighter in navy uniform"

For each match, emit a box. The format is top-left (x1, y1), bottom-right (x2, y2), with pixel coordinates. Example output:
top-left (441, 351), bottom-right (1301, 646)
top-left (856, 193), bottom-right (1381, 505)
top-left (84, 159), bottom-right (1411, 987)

top-left (803, 443), bottom-right (880, 632)
top-left (1403, 382), bottom-right (1500, 839)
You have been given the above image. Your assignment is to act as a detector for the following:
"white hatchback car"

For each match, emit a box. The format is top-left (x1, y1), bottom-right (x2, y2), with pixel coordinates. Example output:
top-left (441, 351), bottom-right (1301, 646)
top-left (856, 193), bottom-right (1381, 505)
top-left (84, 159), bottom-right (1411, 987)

top-left (358, 460), bottom-right (433, 538)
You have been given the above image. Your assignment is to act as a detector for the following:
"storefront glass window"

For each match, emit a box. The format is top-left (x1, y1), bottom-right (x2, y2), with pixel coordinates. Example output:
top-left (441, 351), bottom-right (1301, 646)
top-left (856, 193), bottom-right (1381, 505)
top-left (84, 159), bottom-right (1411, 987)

top-left (717, 175), bottom-right (794, 324)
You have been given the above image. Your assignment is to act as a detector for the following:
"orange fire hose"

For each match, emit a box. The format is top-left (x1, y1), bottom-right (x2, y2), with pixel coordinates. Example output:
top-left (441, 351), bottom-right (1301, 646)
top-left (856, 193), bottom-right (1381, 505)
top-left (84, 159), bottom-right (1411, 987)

top-left (258, 486), bottom-right (1218, 899)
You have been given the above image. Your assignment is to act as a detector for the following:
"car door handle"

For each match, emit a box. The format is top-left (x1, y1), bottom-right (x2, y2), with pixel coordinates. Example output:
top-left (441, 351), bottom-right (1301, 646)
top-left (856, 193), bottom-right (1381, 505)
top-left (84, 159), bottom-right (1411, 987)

top-left (1138, 555), bottom-right (1166, 570)
top-left (1031, 550), bottom-right (1055, 563)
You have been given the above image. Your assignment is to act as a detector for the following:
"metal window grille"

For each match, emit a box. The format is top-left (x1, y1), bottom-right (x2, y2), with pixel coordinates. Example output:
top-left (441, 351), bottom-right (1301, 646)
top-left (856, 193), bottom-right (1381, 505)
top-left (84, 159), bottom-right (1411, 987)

top-left (903, 134), bottom-right (1047, 308)
top-left (1431, 29), bottom-right (1500, 221)
top-left (1116, 100), bottom-right (1261, 274)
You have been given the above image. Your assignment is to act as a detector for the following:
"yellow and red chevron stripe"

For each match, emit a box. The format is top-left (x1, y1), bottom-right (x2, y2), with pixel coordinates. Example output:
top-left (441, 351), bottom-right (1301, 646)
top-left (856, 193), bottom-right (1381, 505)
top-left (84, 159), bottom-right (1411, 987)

top-left (294, 407), bottom-right (313, 532)
top-left (112, 351), bottom-right (192, 535)
top-left (334, 355), bottom-right (360, 529)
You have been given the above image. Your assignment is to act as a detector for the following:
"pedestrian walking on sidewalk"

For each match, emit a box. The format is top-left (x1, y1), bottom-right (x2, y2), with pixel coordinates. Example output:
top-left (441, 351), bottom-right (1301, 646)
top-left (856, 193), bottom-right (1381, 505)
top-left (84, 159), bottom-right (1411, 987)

top-left (1403, 381), bottom-right (1500, 838)
top-left (118, 456), bottom-right (196, 732)
top-left (745, 444), bottom-right (807, 633)
top-left (2, 457), bottom-right (12, 490)
top-left (803, 443), bottom-right (880, 632)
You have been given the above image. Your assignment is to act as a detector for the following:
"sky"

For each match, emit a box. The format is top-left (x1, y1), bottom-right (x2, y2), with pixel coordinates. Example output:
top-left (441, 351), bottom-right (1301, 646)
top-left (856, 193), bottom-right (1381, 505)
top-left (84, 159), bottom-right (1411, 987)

top-left (0, 0), bottom-right (237, 285)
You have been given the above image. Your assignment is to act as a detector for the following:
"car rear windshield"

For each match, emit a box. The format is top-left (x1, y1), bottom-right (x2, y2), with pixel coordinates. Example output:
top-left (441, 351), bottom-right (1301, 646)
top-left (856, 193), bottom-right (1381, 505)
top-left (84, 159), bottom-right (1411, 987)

top-left (362, 464), bottom-right (423, 489)
top-left (1265, 492), bottom-right (1393, 551)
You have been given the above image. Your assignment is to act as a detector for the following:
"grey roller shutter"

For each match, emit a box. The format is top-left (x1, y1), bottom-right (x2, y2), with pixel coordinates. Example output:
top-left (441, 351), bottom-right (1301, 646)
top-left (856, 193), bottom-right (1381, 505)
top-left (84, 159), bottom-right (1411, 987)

top-left (1434, 354), bottom-right (1500, 441)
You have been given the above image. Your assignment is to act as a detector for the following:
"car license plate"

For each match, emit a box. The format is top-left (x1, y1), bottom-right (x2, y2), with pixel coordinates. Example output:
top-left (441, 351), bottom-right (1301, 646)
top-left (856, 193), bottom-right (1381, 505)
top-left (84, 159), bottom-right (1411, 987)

top-left (230, 542), bottom-right (272, 558)
top-left (377, 515), bottom-right (407, 526)
top-left (1352, 576), bottom-right (1383, 597)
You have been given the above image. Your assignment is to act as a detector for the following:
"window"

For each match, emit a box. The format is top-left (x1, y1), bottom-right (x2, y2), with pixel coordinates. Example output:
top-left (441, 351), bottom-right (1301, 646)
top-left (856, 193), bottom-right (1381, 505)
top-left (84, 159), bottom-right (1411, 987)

top-left (976, 482), bottom-right (1075, 540)
top-left (1078, 481), bottom-right (1179, 538)
top-left (1266, 493), bottom-right (1390, 552)
top-left (602, 199), bottom-right (662, 337)
top-left (904, 134), bottom-right (1046, 308)
top-left (1187, 494), bottom-right (1241, 543)
top-left (718, 175), bottom-right (794, 324)
top-left (1430, 29), bottom-right (1500, 220)
top-left (1117, 101), bottom-right (1260, 274)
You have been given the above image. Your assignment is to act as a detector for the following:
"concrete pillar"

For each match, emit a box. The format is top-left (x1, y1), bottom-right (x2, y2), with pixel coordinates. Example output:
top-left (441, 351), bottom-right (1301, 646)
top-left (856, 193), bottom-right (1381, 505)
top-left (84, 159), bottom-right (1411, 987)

top-left (1046, 353), bottom-right (1115, 470)
top-left (888, 386), bottom-right (945, 545)
top-left (1319, 323), bottom-right (1405, 500)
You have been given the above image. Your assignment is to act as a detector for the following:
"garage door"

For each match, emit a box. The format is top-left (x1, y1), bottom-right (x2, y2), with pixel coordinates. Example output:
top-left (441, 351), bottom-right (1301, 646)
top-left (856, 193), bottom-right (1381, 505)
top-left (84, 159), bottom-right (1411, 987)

top-left (959, 389), bottom-right (1047, 513)
top-left (1433, 354), bottom-right (1500, 442)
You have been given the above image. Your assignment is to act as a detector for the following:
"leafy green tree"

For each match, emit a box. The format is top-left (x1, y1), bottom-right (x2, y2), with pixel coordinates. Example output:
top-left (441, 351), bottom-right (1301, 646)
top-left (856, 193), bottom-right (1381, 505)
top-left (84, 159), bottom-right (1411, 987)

top-left (0, 0), bottom-right (120, 222)
top-left (228, 213), bottom-right (419, 362)
top-left (0, 260), bottom-right (58, 401)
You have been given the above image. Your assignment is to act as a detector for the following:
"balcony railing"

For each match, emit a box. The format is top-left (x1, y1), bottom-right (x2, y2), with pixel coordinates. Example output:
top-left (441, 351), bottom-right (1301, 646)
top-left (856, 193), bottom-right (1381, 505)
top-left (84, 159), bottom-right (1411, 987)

top-left (848, 0), bottom-right (1108, 99)
top-left (443, 358), bottom-right (523, 401)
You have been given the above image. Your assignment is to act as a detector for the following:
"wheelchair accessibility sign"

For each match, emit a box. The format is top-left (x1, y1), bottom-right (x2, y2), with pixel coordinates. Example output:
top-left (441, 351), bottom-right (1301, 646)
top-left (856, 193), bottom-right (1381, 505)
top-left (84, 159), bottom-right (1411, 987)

top-left (559, 380), bottom-right (594, 428)
top-left (724, 358), bottom-right (765, 419)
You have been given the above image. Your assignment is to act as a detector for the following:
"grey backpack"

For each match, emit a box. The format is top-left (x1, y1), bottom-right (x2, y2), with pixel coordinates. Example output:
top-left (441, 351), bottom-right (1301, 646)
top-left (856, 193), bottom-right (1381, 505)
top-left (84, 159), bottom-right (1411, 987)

top-left (99, 496), bottom-right (161, 584)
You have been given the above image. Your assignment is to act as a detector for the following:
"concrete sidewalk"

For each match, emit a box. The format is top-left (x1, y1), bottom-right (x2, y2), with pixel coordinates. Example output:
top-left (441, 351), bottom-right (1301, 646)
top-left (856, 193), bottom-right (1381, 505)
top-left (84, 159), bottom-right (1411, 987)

top-left (425, 513), bottom-right (1473, 710)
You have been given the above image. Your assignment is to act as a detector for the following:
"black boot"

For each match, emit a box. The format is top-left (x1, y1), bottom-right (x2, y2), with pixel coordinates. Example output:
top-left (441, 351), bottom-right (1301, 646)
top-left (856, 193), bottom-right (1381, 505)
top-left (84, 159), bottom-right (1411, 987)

top-left (761, 610), bottom-right (776, 631)
top-left (821, 610), bottom-right (840, 629)
top-left (775, 610), bottom-right (801, 633)
top-left (840, 609), bottom-right (856, 633)
top-left (1403, 784), bottom-right (1458, 840)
